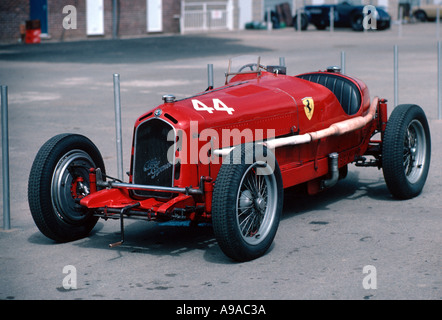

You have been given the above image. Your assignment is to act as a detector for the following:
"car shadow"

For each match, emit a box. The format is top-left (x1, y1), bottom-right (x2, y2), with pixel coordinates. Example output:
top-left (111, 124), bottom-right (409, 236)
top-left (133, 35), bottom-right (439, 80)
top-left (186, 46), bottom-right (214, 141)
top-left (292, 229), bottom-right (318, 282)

top-left (281, 169), bottom-right (396, 221)
top-left (27, 168), bottom-right (396, 264)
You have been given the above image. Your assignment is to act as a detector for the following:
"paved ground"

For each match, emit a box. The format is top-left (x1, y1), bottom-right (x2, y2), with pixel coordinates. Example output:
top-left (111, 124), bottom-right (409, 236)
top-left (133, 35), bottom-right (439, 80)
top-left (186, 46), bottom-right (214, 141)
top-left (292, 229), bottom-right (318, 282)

top-left (0, 23), bottom-right (441, 301)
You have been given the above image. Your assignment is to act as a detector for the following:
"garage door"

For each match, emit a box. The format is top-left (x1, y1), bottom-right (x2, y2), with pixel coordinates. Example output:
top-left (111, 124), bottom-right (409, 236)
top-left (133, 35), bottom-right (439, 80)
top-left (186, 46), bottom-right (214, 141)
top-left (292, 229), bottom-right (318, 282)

top-left (86, 0), bottom-right (104, 35)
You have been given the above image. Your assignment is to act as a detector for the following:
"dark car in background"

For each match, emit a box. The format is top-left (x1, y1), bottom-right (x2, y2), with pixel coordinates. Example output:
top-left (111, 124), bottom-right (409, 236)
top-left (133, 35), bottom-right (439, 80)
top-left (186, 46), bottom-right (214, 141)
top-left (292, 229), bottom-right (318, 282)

top-left (294, 1), bottom-right (391, 31)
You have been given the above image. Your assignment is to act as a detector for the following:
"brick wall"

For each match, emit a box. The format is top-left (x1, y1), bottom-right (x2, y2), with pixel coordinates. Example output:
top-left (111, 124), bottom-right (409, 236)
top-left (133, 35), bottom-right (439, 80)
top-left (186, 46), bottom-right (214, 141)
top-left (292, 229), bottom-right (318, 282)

top-left (163, 0), bottom-right (181, 33)
top-left (49, 0), bottom-right (88, 42)
top-left (0, 0), bottom-right (182, 44)
top-left (0, 0), bottom-right (29, 43)
top-left (118, 0), bottom-right (146, 36)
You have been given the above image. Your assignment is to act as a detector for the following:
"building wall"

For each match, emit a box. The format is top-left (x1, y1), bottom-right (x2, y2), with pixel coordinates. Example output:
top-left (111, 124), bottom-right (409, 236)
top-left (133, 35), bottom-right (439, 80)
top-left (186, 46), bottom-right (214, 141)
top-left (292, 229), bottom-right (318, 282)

top-left (0, 0), bottom-right (410, 44)
top-left (49, 0), bottom-right (88, 41)
top-left (0, 0), bottom-right (30, 43)
top-left (0, 0), bottom-right (182, 44)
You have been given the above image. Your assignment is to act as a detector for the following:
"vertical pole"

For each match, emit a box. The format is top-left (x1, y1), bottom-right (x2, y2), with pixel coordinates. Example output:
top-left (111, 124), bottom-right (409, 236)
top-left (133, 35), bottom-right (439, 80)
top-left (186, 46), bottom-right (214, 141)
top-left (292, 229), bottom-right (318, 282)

top-left (207, 64), bottom-right (214, 90)
top-left (398, 6), bottom-right (403, 38)
top-left (180, 0), bottom-right (185, 34)
top-left (438, 41), bottom-right (441, 120)
top-left (297, 8), bottom-right (301, 32)
top-left (330, 7), bottom-right (334, 34)
top-left (279, 57), bottom-right (286, 67)
top-left (437, 7), bottom-right (440, 40)
top-left (267, 9), bottom-right (272, 32)
top-left (340, 51), bottom-right (346, 74)
top-left (1, 85), bottom-right (10, 230)
top-left (394, 45), bottom-right (399, 107)
top-left (203, 3), bottom-right (207, 31)
top-left (112, 0), bottom-right (117, 39)
top-left (113, 74), bottom-right (124, 182)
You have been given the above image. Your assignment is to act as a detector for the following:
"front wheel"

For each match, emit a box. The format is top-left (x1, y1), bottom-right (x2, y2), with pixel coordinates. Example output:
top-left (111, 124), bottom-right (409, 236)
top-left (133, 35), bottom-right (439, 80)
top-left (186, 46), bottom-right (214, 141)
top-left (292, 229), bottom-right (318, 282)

top-left (212, 144), bottom-right (283, 261)
top-left (28, 133), bottom-right (105, 242)
top-left (382, 104), bottom-right (431, 199)
top-left (351, 13), bottom-right (364, 31)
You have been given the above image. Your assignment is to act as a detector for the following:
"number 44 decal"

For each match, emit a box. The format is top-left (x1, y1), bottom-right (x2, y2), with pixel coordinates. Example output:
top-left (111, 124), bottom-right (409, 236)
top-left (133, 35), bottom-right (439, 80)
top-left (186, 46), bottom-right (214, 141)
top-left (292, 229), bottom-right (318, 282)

top-left (192, 98), bottom-right (235, 115)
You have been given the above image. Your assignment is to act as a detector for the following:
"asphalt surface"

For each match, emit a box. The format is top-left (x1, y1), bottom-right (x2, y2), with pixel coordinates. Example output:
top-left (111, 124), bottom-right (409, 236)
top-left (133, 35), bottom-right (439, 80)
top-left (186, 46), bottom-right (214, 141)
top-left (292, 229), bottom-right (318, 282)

top-left (0, 23), bottom-right (441, 301)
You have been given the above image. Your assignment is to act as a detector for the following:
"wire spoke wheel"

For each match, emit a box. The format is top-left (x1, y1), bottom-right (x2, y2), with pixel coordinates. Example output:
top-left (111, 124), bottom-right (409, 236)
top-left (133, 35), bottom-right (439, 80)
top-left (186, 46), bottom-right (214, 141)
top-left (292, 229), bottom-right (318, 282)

top-left (236, 162), bottom-right (278, 246)
top-left (212, 144), bottom-right (283, 262)
top-left (402, 120), bottom-right (427, 184)
top-left (382, 104), bottom-right (431, 199)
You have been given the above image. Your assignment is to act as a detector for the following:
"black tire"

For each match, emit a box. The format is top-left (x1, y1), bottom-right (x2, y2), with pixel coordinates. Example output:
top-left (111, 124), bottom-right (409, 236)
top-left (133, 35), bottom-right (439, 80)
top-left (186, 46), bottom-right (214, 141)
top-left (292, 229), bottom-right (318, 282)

top-left (28, 133), bottom-right (105, 242)
top-left (293, 13), bottom-right (308, 31)
top-left (382, 104), bottom-right (431, 199)
top-left (314, 20), bottom-right (327, 30)
top-left (212, 143), bottom-right (283, 262)
top-left (414, 10), bottom-right (427, 22)
top-left (350, 12), bottom-right (364, 31)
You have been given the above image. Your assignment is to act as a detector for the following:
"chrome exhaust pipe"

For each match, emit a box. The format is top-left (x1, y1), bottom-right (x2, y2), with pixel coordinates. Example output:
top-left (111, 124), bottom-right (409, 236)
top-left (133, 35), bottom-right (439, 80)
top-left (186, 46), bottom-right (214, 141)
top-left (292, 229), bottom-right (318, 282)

top-left (321, 152), bottom-right (339, 190)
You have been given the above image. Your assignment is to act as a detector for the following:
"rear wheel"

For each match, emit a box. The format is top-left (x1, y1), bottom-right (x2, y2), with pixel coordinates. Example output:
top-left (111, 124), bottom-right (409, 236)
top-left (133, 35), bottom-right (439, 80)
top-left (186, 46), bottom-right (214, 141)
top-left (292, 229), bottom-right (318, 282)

top-left (28, 134), bottom-right (105, 242)
top-left (212, 144), bottom-right (283, 261)
top-left (414, 10), bottom-right (427, 22)
top-left (382, 104), bottom-right (431, 199)
top-left (293, 13), bottom-right (309, 31)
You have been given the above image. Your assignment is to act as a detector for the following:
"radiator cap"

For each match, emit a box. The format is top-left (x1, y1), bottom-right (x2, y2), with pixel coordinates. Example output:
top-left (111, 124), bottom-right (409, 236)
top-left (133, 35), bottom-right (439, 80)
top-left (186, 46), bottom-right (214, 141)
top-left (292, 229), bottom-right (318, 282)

top-left (162, 94), bottom-right (176, 103)
top-left (326, 66), bottom-right (341, 73)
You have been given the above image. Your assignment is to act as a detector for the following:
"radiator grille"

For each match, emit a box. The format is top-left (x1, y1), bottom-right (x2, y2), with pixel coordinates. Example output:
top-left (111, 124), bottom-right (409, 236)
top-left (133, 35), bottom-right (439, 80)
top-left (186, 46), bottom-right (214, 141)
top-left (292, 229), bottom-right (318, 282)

top-left (133, 118), bottom-right (175, 197)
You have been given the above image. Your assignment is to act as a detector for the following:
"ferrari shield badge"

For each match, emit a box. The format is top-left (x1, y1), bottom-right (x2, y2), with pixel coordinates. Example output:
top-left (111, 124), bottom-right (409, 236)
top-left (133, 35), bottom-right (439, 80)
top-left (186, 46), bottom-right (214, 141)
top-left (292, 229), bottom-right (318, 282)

top-left (302, 97), bottom-right (314, 120)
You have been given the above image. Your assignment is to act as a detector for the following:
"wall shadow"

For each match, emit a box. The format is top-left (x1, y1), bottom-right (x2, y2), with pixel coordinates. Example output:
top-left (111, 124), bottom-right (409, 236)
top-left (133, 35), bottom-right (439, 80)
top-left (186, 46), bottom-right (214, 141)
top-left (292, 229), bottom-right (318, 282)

top-left (0, 35), bottom-right (271, 64)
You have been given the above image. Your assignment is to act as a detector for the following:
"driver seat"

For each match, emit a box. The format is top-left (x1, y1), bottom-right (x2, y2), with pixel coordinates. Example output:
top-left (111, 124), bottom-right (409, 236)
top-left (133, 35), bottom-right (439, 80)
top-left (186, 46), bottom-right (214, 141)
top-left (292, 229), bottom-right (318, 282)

top-left (297, 73), bottom-right (361, 115)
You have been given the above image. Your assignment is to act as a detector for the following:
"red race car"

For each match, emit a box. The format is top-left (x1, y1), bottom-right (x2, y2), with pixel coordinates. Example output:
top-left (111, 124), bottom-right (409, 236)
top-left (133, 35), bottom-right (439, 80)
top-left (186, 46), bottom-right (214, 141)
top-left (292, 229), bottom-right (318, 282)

top-left (28, 56), bottom-right (431, 261)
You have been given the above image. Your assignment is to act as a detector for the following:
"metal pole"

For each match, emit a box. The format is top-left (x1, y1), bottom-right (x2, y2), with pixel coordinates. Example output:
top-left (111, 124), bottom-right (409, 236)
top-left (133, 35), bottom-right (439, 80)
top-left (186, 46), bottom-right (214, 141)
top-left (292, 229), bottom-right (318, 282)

top-left (330, 7), bottom-right (334, 34)
top-left (112, 0), bottom-right (117, 39)
top-left (340, 51), bottom-right (346, 74)
top-left (394, 45), bottom-right (398, 107)
top-left (207, 64), bottom-right (214, 89)
top-left (297, 8), bottom-right (302, 32)
top-left (267, 9), bottom-right (272, 32)
top-left (398, 6), bottom-right (403, 38)
top-left (438, 41), bottom-right (441, 120)
top-left (180, 0), bottom-right (185, 34)
top-left (113, 74), bottom-right (124, 182)
top-left (279, 57), bottom-right (286, 67)
top-left (437, 7), bottom-right (440, 40)
top-left (1, 86), bottom-right (10, 230)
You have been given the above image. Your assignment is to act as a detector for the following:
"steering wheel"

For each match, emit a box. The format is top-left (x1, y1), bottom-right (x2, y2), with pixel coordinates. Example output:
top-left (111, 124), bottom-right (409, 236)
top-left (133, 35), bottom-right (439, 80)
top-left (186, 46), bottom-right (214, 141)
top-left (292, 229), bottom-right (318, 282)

top-left (238, 63), bottom-right (266, 72)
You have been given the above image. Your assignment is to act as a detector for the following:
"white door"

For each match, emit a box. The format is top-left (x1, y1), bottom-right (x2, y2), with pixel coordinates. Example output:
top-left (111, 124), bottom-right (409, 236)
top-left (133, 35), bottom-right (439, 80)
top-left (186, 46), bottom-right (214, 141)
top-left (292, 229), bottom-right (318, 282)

top-left (147, 0), bottom-right (163, 32)
top-left (238, 0), bottom-right (252, 30)
top-left (86, 0), bottom-right (104, 35)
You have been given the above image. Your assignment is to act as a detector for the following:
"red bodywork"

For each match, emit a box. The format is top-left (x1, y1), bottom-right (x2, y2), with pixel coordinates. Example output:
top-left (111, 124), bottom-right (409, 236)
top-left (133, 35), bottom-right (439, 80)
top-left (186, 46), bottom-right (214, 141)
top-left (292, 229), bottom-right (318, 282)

top-left (80, 67), bottom-right (387, 224)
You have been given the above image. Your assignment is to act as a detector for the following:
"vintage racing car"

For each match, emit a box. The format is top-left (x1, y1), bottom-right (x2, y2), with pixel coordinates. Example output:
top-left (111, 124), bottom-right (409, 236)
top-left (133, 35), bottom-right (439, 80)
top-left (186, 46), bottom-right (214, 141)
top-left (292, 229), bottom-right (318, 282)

top-left (28, 56), bottom-right (431, 261)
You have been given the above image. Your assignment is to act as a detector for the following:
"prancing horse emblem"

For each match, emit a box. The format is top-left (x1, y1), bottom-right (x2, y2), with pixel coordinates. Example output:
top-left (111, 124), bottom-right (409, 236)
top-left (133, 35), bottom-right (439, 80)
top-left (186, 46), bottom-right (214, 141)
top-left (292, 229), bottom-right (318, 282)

top-left (302, 97), bottom-right (314, 120)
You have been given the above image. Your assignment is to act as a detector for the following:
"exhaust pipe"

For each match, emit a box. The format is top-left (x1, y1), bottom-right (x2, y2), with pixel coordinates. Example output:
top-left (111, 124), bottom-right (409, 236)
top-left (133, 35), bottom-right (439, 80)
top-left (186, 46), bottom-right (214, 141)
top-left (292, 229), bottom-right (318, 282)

top-left (214, 97), bottom-right (379, 158)
top-left (321, 152), bottom-right (339, 190)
